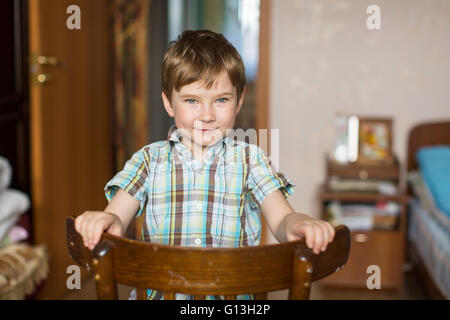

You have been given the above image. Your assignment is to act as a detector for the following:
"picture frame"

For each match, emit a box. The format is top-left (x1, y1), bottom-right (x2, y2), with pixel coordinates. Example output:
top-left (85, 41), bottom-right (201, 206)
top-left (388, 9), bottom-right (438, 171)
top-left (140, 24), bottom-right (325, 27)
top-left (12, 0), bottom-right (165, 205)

top-left (357, 117), bottom-right (393, 165)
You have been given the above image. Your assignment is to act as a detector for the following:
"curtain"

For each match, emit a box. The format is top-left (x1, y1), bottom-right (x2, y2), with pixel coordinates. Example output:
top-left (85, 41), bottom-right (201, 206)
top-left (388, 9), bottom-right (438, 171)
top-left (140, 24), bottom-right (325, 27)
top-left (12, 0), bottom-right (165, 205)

top-left (111, 0), bottom-right (150, 170)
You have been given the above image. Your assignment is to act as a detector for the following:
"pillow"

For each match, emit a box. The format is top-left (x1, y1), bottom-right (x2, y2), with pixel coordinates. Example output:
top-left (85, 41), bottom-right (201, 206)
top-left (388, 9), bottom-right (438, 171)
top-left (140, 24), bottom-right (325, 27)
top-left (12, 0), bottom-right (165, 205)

top-left (0, 156), bottom-right (12, 192)
top-left (408, 171), bottom-right (450, 230)
top-left (0, 243), bottom-right (49, 300)
top-left (416, 146), bottom-right (450, 218)
top-left (0, 190), bottom-right (30, 242)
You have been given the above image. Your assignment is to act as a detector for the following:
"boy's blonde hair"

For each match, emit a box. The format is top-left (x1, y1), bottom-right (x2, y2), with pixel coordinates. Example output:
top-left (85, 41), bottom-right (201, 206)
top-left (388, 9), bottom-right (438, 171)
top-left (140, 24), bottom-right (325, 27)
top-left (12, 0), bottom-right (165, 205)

top-left (162, 30), bottom-right (246, 102)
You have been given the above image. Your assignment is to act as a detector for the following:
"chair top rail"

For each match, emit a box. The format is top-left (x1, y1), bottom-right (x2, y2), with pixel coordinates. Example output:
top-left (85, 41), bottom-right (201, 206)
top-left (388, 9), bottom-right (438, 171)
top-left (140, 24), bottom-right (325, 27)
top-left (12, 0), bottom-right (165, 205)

top-left (66, 216), bottom-right (350, 295)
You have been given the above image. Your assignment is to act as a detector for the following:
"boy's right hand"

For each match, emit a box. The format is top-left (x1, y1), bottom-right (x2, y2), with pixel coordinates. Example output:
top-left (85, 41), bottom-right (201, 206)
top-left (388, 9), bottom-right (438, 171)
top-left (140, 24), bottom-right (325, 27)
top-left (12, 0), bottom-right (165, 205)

top-left (74, 211), bottom-right (124, 250)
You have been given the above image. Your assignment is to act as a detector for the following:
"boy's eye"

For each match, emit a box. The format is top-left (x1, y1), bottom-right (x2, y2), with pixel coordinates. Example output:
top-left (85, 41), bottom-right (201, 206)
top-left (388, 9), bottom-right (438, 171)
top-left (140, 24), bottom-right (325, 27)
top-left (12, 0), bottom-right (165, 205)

top-left (185, 99), bottom-right (198, 104)
top-left (216, 98), bottom-right (229, 103)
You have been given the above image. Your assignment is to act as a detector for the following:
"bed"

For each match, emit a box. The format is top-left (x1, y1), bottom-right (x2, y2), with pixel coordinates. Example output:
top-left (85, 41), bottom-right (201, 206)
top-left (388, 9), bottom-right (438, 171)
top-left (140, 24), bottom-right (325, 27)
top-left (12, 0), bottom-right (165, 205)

top-left (406, 121), bottom-right (450, 299)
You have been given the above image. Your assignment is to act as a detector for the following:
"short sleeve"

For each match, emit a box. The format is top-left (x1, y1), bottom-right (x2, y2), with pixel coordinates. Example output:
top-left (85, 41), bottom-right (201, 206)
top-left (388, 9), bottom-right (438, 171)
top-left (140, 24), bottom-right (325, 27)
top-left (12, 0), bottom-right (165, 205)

top-left (246, 146), bottom-right (295, 209)
top-left (104, 148), bottom-right (149, 217)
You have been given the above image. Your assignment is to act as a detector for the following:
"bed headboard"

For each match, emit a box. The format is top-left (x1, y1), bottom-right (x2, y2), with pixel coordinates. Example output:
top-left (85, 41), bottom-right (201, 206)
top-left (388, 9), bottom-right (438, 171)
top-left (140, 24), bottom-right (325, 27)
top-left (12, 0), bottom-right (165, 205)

top-left (407, 121), bottom-right (450, 172)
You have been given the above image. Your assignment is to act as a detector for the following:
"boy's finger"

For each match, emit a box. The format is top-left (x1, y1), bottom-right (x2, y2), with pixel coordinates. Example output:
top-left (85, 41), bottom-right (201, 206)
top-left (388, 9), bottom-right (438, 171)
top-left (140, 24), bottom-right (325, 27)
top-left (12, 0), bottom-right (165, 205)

top-left (91, 222), bottom-right (107, 249)
top-left (313, 226), bottom-right (323, 254)
top-left (319, 223), bottom-right (329, 251)
top-left (75, 216), bottom-right (81, 233)
top-left (86, 217), bottom-right (100, 248)
top-left (326, 222), bottom-right (335, 242)
top-left (301, 225), bottom-right (315, 250)
top-left (80, 215), bottom-right (90, 247)
top-left (75, 215), bottom-right (84, 234)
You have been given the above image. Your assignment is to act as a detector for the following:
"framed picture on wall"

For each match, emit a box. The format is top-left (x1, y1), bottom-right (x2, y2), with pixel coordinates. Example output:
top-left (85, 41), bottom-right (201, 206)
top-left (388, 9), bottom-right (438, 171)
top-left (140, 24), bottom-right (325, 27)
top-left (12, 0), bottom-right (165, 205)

top-left (357, 118), bottom-right (393, 165)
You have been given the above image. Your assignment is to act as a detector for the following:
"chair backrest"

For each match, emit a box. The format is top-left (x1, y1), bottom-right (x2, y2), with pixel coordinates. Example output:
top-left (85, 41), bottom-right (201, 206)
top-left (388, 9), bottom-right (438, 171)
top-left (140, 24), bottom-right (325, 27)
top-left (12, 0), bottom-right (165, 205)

top-left (66, 216), bottom-right (350, 300)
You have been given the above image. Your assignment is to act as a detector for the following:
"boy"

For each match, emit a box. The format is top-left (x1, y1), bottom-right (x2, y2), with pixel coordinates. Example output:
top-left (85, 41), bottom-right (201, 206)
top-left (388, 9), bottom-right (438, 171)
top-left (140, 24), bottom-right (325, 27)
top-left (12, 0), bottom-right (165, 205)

top-left (75, 30), bottom-right (335, 299)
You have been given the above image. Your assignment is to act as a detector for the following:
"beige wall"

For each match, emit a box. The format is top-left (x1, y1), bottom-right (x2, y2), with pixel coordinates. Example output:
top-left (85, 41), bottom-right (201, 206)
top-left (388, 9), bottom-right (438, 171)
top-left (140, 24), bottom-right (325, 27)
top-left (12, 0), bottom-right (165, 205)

top-left (268, 0), bottom-right (450, 220)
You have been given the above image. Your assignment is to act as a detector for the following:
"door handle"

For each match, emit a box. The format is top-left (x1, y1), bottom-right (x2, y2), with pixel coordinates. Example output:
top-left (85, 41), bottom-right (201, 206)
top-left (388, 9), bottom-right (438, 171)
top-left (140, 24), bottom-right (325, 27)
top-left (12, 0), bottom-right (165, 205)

top-left (36, 73), bottom-right (51, 84)
top-left (36, 55), bottom-right (59, 67)
top-left (31, 53), bottom-right (60, 67)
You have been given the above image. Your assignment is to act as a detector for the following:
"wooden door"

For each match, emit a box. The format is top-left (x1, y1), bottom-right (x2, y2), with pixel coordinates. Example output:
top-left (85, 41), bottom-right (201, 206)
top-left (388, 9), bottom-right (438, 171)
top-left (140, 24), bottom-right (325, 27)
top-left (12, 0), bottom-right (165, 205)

top-left (29, 0), bottom-right (113, 299)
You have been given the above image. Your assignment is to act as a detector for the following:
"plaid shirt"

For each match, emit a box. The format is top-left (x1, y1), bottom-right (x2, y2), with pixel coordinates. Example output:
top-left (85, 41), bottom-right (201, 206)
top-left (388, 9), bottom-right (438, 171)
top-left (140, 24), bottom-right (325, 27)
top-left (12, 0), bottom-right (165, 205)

top-left (104, 125), bottom-right (295, 299)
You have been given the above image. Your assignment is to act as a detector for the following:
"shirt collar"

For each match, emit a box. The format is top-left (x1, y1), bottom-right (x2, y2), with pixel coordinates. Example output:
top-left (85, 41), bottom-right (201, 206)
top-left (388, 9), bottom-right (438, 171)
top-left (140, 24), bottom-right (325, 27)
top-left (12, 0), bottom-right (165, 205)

top-left (166, 124), bottom-right (230, 147)
top-left (167, 124), bottom-right (182, 143)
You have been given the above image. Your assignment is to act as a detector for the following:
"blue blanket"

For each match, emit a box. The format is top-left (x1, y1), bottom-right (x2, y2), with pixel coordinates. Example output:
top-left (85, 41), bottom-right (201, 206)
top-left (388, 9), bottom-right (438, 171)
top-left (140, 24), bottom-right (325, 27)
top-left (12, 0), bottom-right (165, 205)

top-left (417, 146), bottom-right (450, 217)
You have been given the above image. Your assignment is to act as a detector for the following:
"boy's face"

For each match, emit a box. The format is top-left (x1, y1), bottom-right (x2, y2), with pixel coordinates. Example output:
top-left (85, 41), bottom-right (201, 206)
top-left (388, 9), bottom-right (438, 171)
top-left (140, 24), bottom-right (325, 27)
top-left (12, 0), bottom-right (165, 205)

top-left (162, 72), bottom-right (245, 155)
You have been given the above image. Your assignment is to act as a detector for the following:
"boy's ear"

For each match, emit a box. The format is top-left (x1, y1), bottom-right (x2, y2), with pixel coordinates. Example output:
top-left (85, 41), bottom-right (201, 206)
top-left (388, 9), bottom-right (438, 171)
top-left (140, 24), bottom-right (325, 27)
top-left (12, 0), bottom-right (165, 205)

top-left (235, 86), bottom-right (246, 115)
top-left (162, 91), bottom-right (175, 117)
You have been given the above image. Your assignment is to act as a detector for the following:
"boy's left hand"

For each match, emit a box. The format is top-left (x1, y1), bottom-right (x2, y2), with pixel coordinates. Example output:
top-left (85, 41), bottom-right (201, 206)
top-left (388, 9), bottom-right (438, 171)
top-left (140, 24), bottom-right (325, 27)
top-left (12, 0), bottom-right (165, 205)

top-left (285, 213), bottom-right (335, 255)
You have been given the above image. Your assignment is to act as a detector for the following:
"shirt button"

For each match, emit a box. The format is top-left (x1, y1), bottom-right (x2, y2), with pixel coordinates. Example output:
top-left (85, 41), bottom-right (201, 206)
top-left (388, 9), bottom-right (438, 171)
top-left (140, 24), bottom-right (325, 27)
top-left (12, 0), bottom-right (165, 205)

top-left (197, 204), bottom-right (202, 210)
top-left (194, 238), bottom-right (201, 245)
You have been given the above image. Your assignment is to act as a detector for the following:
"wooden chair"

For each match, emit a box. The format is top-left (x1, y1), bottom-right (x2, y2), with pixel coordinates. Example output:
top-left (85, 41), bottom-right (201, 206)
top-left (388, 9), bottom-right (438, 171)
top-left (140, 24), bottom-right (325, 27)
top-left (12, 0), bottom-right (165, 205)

top-left (66, 216), bottom-right (350, 300)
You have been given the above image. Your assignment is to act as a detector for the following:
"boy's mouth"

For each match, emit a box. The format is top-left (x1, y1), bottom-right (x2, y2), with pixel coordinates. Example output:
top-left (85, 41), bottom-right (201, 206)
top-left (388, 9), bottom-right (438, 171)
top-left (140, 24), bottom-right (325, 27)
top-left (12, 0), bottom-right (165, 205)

top-left (197, 128), bottom-right (216, 133)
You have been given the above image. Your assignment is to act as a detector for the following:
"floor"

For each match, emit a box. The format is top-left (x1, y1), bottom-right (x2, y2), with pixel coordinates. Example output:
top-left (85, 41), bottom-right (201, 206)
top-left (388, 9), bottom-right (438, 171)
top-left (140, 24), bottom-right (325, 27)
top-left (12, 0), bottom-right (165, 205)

top-left (60, 267), bottom-right (429, 300)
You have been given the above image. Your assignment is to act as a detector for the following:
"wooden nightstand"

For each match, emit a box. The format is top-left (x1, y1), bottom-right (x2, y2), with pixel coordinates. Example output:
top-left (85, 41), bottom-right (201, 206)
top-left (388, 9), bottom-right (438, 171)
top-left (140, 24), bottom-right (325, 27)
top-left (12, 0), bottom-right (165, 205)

top-left (318, 156), bottom-right (409, 289)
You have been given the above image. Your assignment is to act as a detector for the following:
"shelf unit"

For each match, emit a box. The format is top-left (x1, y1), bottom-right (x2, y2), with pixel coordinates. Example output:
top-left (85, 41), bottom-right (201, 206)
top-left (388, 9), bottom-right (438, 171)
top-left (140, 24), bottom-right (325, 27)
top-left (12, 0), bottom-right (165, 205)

top-left (318, 156), bottom-right (409, 289)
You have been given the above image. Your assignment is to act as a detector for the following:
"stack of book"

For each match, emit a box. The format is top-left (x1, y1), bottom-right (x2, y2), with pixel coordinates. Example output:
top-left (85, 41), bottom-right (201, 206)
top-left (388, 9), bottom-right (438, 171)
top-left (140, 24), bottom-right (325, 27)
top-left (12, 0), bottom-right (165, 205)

top-left (326, 201), bottom-right (399, 231)
top-left (327, 177), bottom-right (398, 195)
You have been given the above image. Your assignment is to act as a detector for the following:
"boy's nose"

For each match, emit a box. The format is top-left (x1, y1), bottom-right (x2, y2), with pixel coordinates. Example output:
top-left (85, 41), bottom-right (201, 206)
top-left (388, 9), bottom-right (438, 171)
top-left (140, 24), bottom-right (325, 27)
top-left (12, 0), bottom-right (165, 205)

top-left (199, 105), bottom-right (215, 122)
